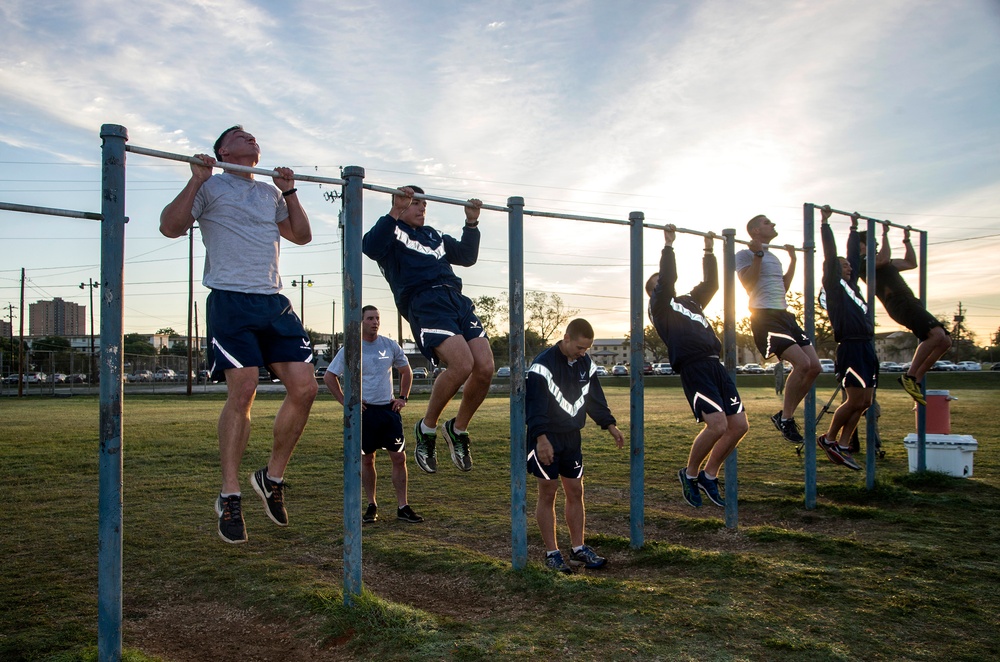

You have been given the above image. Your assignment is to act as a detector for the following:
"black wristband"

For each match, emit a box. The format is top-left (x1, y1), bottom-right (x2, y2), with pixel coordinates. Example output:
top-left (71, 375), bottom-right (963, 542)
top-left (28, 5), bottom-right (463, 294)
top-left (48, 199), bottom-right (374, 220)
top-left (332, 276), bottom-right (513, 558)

top-left (282, 187), bottom-right (298, 197)
top-left (398, 394), bottom-right (408, 401)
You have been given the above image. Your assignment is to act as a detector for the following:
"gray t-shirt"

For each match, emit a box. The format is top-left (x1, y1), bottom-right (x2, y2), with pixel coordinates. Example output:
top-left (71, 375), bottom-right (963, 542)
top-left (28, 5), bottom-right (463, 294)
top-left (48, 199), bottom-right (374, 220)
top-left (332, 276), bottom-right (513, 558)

top-left (192, 173), bottom-right (289, 294)
top-left (735, 249), bottom-right (787, 309)
top-left (329, 335), bottom-right (409, 405)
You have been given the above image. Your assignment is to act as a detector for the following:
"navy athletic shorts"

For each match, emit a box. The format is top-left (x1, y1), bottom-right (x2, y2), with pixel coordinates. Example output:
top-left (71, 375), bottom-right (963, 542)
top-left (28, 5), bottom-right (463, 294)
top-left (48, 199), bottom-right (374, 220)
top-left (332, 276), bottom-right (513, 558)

top-left (836, 340), bottom-right (879, 389)
top-left (749, 308), bottom-right (811, 359)
top-left (883, 294), bottom-right (948, 342)
top-left (361, 404), bottom-right (405, 455)
top-left (680, 358), bottom-right (744, 422)
top-left (408, 286), bottom-right (488, 363)
top-left (205, 290), bottom-right (313, 379)
top-left (527, 429), bottom-right (584, 480)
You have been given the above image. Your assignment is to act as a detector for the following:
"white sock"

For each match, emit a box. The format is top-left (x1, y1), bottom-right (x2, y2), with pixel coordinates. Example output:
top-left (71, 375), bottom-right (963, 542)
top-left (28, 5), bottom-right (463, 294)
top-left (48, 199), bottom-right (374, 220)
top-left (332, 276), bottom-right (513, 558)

top-left (703, 472), bottom-right (718, 481)
top-left (267, 472), bottom-right (283, 484)
top-left (573, 545), bottom-right (586, 553)
top-left (220, 491), bottom-right (240, 498)
top-left (546, 549), bottom-right (560, 557)
top-left (453, 424), bottom-right (467, 434)
top-left (421, 420), bottom-right (437, 435)
top-left (686, 473), bottom-right (698, 480)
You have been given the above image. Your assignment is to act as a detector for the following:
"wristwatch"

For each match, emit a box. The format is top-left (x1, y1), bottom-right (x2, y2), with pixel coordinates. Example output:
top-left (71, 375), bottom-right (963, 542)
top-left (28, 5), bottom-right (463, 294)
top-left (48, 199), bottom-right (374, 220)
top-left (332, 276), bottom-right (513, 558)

top-left (754, 250), bottom-right (765, 258)
top-left (398, 394), bottom-right (408, 401)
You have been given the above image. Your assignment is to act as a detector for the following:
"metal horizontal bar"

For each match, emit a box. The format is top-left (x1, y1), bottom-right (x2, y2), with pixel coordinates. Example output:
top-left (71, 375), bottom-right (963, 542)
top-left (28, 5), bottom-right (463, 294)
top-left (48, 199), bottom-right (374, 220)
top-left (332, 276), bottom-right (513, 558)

top-left (126, 145), bottom-right (346, 186)
top-left (522, 209), bottom-right (631, 226)
top-left (731, 236), bottom-right (810, 252)
top-left (810, 203), bottom-right (917, 231)
top-left (0, 200), bottom-right (102, 221)
top-left (643, 222), bottom-right (721, 239)
top-left (363, 182), bottom-right (508, 213)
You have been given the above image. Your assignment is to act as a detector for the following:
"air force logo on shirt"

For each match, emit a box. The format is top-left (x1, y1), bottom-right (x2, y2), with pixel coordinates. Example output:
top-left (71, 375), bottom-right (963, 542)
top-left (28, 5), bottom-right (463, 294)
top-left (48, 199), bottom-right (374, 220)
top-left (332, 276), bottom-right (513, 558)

top-left (379, 350), bottom-right (389, 360)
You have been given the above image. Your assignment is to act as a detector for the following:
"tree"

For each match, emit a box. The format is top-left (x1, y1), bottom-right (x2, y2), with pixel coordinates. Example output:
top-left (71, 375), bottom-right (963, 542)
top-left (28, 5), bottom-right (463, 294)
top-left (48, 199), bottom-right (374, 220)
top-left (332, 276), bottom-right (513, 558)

top-left (525, 292), bottom-right (578, 344)
top-left (625, 325), bottom-right (668, 362)
top-left (156, 327), bottom-right (177, 337)
top-left (472, 295), bottom-right (504, 337)
top-left (123, 333), bottom-right (156, 356)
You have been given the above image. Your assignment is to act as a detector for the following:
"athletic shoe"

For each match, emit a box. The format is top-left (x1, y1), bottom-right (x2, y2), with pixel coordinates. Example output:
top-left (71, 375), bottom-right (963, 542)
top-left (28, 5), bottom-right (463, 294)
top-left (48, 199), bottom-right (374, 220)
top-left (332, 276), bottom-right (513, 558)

top-left (215, 494), bottom-right (247, 544)
top-left (397, 504), bottom-right (424, 523)
top-left (697, 471), bottom-right (725, 507)
top-left (898, 375), bottom-right (927, 406)
top-left (444, 418), bottom-right (473, 472)
top-left (413, 419), bottom-right (438, 474)
top-left (569, 545), bottom-right (607, 569)
top-left (363, 503), bottom-right (378, 523)
top-left (771, 410), bottom-right (804, 443)
top-left (544, 551), bottom-right (573, 574)
top-left (250, 467), bottom-right (288, 526)
top-left (678, 468), bottom-right (702, 507)
top-left (837, 446), bottom-right (862, 471)
top-left (817, 434), bottom-right (846, 466)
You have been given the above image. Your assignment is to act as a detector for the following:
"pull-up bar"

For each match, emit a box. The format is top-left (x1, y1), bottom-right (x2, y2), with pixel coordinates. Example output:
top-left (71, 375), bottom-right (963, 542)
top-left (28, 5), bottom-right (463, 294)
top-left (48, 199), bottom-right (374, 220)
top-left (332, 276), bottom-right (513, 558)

top-left (523, 208), bottom-right (631, 226)
top-left (125, 145), bottom-right (347, 187)
top-left (363, 182), bottom-right (509, 213)
top-left (643, 221), bottom-right (718, 239)
top-left (0, 201), bottom-right (102, 221)
top-left (811, 203), bottom-right (915, 232)
top-left (731, 236), bottom-right (810, 252)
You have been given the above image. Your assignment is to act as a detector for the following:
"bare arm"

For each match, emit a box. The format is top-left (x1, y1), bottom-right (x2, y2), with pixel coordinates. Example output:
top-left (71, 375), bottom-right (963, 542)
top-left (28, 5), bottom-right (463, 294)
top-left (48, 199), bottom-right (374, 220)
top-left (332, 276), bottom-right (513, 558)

top-left (324, 371), bottom-right (345, 405)
top-left (782, 245), bottom-right (797, 292)
top-left (159, 154), bottom-right (213, 238)
top-left (391, 364), bottom-right (413, 413)
top-left (891, 226), bottom-right (918, 271)
top-left (875, 224), bottom-right (892, 268)
top-left (273, 167), bottom-right (311, 245)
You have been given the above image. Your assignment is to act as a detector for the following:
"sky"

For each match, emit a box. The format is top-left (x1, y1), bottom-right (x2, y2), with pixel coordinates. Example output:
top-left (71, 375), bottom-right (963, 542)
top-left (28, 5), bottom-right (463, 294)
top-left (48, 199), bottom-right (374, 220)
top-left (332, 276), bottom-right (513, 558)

top-left (1, 0), bottom-right (999, 349)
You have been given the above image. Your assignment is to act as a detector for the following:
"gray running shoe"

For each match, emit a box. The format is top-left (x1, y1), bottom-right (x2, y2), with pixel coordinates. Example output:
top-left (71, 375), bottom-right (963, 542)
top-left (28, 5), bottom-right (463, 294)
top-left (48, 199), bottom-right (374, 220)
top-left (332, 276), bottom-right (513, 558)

top-left (545, 551), bottom-right (573, 574)
top-left (215, 494), bottom-right (247, 544)
top-left (413, 419), bottom-right (438, 473)
top-left (444, 418), bottom-right (473, 472)
top-left (569, 545), bottom-right (607, 569)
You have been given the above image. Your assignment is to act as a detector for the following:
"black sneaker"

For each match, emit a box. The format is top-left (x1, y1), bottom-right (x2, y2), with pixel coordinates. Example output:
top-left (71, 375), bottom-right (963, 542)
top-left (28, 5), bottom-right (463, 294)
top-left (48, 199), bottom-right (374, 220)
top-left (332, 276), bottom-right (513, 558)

top-left (397, 504), bottom-right (424, 523)
top-left (250, 467), bottom-right (288, 526)
top-left (413, 419), bottom-right (438, 474)
top-left (544, 551), bottom-right (573, 574)
top-left (837, 446), bottom-right (862, 471)
top-left (771, 411), bottom-right (804, 443)
top-left (817, 434), bottom-right (846, 466)
top-left (444, 418), bottom-right (473, 472)
top-left (363, 503), bottom-right (378, 523)
top-left (215, 494), bottom-right (247, 544)
top-left (678, 468), bottom-right (702, 507)
top-left (697, 471), bottom-right (725, 507)
top-left (569, 545), bottom-right (607, 569)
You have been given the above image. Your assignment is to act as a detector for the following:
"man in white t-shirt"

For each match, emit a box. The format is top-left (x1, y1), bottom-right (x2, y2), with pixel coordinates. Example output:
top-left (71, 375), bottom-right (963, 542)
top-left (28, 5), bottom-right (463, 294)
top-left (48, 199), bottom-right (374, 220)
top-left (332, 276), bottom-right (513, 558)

top-left (159, 126), bottom-right (318, 544)
top-left (325, 306), bottom-right (423, 524)
top-left (735, 215), bottom-right (820, 443)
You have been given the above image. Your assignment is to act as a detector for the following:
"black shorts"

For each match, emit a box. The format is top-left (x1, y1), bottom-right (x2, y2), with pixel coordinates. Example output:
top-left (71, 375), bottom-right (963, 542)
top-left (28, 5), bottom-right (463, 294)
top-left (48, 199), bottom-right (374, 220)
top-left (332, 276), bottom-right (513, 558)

top-left (836, 340), bottom-right (879, 389)
top-left (408, 287), bottom-right (488, 363)
top-left (749, 308), bottom-right (811, 359)
top-left (883, 295), bottom-right (948, 342)
top-left (361, 404), bottom-right (405, 455)
top-left (679, 358), bottom-right (744, 422)
top-left (206, 290), bottom-right (313, 379)
top-left (527, 429), bottom-right (584, 480)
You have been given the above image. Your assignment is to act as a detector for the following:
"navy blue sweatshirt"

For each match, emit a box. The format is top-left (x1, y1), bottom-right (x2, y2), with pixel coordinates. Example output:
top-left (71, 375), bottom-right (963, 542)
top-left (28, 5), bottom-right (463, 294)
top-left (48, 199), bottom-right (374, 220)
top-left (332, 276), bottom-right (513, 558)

top-left (361, 214), bottom-right (480, 317)
top-left (526, 342), bottom-right (616, 443)
top-left (648, 246), bottom-right (721, 371)
top-left (821, 223), bottom-right (873, 341)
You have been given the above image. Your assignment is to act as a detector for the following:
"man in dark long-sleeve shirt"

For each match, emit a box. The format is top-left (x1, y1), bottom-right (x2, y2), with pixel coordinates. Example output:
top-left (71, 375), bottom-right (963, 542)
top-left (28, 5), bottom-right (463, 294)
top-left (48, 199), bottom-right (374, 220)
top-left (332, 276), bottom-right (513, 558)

top-left (362, 186), bottom-right (493, 476)
top-left (816, 207), bottom-right (877, 471)
top-left (526, 318), bottom-right (624, 573)
top-left (647, 226), bottom-right (748, 508)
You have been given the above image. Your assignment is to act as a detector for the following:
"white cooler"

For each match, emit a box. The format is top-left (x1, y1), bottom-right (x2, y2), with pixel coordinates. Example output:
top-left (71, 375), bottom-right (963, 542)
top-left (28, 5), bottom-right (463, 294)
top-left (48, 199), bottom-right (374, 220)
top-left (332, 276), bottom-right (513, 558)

top-left (903, 433), bottom-right (978, 478)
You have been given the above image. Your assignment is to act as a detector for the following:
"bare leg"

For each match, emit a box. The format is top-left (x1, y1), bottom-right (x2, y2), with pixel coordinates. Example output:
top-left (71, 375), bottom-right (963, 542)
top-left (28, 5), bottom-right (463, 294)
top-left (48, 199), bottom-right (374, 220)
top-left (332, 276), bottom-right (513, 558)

top-left (562, 477), bottom-right (585, 549)
top-left (361, 452), bottom-right (377, 505)
top-left (536, 479), bottom-right (561, 551)
top-left (828, 386), bottom-right (874, 444)
top-left (778, 344), bottom-right (821, 419)
top-left (218, 367), bottom-right (259, 493)
top-left (686, 412), bottom-right (727, 476)
top-left (454, 337), bottom-right (494, 430)
top-left (388, 450), bottom-right (408, 507)
top-left (703, 412), bottom-right (749, 477)
top-left (908, 327), bottom-right (952, 381)
top-left (423, 335), bottom-right (475, 428)
top-left (266, 361), bottom-right (319, 478)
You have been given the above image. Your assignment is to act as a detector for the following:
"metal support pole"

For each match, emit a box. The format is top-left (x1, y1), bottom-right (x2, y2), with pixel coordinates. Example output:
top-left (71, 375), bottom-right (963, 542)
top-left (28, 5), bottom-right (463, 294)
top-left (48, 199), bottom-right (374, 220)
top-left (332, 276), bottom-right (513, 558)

top-left (865, 219), bottom-right (878, 489)
top-left (722, 229), bottom-right (739, 528)
top-left (917, 230), bottom-right (928, 470)
top-left (802, 204), bottom-right (817, 509)
top-left (98, 123), bottom-right (127, 662)
top-left (341, 166), bottom-right (365, 603)
top-left (507, 197), bottom-right (527, 569)
top-left (628, 212), bottom-right (645, 548)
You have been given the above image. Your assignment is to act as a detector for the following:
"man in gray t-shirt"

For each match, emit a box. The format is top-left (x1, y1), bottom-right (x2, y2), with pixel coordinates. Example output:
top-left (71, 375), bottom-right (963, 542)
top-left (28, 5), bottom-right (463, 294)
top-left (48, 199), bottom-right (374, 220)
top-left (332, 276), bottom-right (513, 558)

top-left (736, 214), bottom-right (820, 444)
top-left (325, 306), bottom-right (423, 524)
top-left (159, 125), bottom-right (318, 545)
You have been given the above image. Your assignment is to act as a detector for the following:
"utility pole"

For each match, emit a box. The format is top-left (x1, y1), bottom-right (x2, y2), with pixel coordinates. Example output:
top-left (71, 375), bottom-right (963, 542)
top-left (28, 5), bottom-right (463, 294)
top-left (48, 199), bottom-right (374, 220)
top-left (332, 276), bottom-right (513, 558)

top-left (80, 279), bottom-right (99, 384)
top-left (952, 302), bottom-right (966, 361)
top-left (19, 268), bottom-right (25, 397)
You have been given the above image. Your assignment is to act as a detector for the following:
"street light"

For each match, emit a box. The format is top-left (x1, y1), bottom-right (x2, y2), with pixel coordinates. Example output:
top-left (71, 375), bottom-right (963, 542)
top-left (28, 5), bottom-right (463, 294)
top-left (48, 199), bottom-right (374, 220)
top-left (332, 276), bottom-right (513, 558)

top-left (80, 279), bottom-right (98, 383)
top-left (290, 276), bottom-right (314, 327)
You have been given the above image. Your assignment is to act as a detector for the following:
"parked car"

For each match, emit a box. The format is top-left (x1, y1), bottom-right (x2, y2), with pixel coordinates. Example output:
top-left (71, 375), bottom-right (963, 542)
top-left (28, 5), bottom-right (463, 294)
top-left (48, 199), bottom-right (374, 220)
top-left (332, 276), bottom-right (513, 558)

top-left (879, 361), bottom-right (903, 372)
top-left (652, 362), bottom-right (673, 375)
top-left (595, 365), bottom-right (609, 377)
top-left (412, 367), bottom-right (428, 379)
top-left (956, 361), bottom-right (981, 371)
top-left (68, 373), bottom-right (89, 383)
top-left (47, 373), bottom-right (67, 383)
top-left (3, 374), bottom-right (20, 384)
top-left (258, 366), bottom-right (275, 382)
top-left (130, 369), bottom-right (153, 382)
top-left (642, 362), bottom-right (654, 375)
top-left (24, 372), bottom-right (46, 383)
top-left (154, 368), bottom-right (177, 381)
top-left (930, 361), bottom-right (959, 371)
top-left (612, 365), bottom-right (628, 376)
top-left (819, 358), bottom-right (835, 373)
top-left (496, 366), bottom-right (511, 377)
top-left (992, 363), bottom-right (1000, 371)
top-left (742, 363), bottom-right (764, 374)
top-left (314, 366), bottom-right (328, 378)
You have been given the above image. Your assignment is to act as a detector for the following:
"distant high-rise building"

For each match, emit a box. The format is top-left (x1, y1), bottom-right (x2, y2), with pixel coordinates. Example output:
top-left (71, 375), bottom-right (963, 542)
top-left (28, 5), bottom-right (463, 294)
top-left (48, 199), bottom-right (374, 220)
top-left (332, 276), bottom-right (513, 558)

top-left (29, 298), bottom-right (86, 336)
top-left (0, 319), bottom-right (11, 339)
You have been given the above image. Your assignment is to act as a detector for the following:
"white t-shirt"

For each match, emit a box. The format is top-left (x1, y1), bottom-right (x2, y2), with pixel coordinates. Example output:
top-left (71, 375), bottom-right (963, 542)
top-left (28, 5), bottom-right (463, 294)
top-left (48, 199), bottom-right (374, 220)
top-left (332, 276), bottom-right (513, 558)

top-left (192, 173), bottom-right (289, 294)
top-left (329, 335), bottom-right (409, 405)
top-left (735, 249), bottom-right (787, 310)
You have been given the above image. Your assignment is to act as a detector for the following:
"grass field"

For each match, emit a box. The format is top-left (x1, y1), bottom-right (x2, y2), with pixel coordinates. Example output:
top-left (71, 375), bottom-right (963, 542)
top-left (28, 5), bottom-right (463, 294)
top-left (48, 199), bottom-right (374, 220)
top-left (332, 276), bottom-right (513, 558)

top-left (2, 374), bottom-right (999, 661)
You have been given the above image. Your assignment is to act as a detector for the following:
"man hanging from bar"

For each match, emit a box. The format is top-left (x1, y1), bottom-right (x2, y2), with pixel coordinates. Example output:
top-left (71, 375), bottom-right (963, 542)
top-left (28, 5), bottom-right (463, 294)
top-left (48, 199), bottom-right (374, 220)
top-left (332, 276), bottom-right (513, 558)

top-left (816, 206), bottom-right (876, 471)
top-left (646, 225), bottom-right (748, 507)
top-left (159, 126), bottom-right (318, 544)
top-left (363, 186), bottom-right (490, 474)
top-left (736, 215), bottom-right (821, 443)
top-left (857, 224), bottom-right (951, 406)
